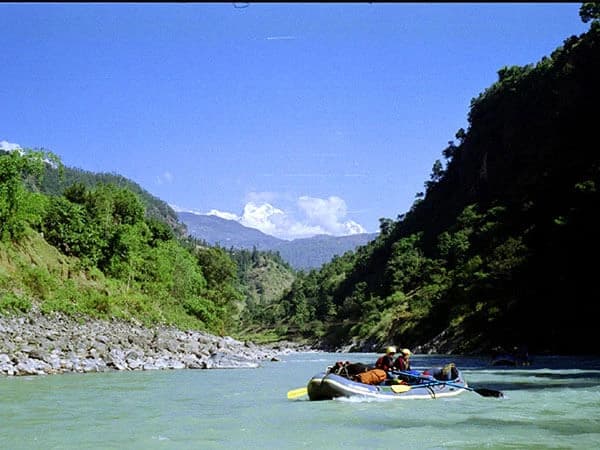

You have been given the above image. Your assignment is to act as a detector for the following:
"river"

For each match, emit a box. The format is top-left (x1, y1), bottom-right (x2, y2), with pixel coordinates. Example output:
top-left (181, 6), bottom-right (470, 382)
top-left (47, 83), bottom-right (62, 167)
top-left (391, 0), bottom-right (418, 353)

top-left (1, 352), bottom-right (599, 449)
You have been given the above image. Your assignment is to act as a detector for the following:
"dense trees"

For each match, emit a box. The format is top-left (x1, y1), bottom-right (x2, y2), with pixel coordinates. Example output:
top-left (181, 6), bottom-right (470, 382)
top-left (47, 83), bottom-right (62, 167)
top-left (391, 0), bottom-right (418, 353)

top-left (0, 150), bottom-right (244, 334)
top-left (580, 2), bottom-right (600, 23)
top-left (227, 247), bottom-right (295, 338)
top-left (39, 164), bottom-right (185, 237)
top-left (275, 18), bottom-right (600, 353)
top-left (0, 149), bottom-right (58, 241)
top-left (0, 147), bottom-right (302, 341)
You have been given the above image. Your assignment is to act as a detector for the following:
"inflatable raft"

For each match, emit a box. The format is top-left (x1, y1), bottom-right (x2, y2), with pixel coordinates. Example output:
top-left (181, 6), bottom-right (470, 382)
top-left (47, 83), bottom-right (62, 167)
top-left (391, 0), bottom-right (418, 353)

top-left (306, 366), bottom-right (468, 401)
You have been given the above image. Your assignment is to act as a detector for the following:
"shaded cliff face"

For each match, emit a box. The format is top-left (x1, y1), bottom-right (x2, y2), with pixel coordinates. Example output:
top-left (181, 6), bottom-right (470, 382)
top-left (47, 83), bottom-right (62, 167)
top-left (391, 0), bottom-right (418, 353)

top-left (291, 25), bottom-right (600, 355)
top-left (400, 28), bottom-right (600, 253)
top-left (393, 27), bottom-right (600, 353)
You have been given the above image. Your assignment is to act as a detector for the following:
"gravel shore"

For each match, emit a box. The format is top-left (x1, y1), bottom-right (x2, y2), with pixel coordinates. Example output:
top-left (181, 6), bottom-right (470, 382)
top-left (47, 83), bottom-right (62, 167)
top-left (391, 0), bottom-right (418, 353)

top-left (0, 309), bottom-right (311, 376)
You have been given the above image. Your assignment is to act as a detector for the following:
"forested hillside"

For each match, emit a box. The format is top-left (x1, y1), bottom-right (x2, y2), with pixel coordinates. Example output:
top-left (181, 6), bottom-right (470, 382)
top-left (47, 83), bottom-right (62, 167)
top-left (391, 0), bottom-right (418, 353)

top-left (228, 248), bottom-right (295, 341)
top-left (277, 13), bottom-right (600, 354)
top-left (0, 150), bottom-right (243, 335)
top-left (39, 164), bottom-right (186, 237)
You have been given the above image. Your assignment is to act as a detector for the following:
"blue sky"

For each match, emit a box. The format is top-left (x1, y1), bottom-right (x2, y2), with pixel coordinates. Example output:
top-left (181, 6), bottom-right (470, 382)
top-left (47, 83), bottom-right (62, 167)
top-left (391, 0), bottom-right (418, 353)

top-left (1, 3), bottom-right (589, 239)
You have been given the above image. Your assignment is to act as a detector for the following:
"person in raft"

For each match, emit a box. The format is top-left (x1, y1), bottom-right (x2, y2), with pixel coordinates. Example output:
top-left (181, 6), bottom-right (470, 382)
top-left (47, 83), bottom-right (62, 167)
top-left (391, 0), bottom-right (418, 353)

top-left (393, 348), bottom-right (412, 371)
top-left (375, 346), bottom-right (397, 372)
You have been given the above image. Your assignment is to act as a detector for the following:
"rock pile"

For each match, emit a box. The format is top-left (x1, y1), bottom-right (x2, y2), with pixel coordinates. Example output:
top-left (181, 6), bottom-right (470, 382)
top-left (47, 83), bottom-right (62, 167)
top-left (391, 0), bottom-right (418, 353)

top-left (0, 309), bottom-right (309, 376)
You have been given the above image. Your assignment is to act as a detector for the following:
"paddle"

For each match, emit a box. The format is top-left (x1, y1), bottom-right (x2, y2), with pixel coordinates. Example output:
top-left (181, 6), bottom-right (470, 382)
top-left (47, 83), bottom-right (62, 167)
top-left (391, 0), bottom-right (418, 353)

top-left (287, 387), bottom-right (308, 399)
top-left (391, 370), bottom-right (504, 398)
top-left (390, 384), bottom-right (411, 393)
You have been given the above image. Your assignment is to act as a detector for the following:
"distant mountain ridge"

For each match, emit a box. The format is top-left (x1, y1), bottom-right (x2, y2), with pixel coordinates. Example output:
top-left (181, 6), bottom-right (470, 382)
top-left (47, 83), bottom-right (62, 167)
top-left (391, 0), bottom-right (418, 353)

top-left (179, 212), bottom-right (282, 248)
top-left (177, 212), bottom-right (377, 270)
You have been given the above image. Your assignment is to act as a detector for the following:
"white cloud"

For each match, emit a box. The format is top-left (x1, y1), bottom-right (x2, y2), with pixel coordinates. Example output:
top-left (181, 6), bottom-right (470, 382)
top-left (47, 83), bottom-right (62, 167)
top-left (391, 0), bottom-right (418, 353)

top-left (265, 35), bottom-right (296, 41)
top-left (344, 220), bottom-right (367, 235)
top-left (169, 204), bottom-right (203, 215)
top-left (297, 196), bottom-right (367, 236)
top-left (0, 141), bottom-right (57, 167)
top-left (0, 140), bottom-right (22, 151)
top-left (238, 201), bottom-right (331, 240)
top-left (239, 202), bottom-right (287, 237)
top-left (187, 195), bottom-right (367, 240)
top-left (207, 209), bottom-right (241, 221)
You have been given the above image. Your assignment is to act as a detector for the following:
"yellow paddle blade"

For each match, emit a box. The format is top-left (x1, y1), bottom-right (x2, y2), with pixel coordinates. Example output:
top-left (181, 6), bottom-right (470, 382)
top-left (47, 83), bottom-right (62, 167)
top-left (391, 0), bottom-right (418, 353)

top-left (287, 387), bottom-right (308, 399)
top-left (390, 384), bottom-right (411, 393)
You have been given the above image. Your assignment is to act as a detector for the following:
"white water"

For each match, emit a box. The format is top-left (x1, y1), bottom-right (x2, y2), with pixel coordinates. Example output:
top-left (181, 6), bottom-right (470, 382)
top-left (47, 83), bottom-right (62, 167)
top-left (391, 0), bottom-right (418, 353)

top-left (1, 353), bottom-right (599, 449)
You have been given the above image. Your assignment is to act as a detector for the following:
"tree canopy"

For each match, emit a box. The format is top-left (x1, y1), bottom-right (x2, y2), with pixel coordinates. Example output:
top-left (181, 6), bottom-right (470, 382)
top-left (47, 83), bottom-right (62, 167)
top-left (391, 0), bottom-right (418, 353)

top-left (270, 20), bottom-right (600, 354)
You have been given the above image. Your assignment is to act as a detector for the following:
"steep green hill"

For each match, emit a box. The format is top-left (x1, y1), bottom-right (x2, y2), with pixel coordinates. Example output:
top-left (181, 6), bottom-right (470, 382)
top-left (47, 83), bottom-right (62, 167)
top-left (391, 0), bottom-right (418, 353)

top-left (277, 19), bottom-right (600, 354)
top-left (0, 150), bottom-right (241, 336)
top-left (38, 164), bottom-right (186, 237)
top-left (229, 248), bottom-right (296, 341)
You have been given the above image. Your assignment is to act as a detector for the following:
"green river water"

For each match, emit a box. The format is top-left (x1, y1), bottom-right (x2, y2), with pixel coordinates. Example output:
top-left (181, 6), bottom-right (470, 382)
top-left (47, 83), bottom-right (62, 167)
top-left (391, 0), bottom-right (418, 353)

top-left (1, 353), bottom-right (599, 449)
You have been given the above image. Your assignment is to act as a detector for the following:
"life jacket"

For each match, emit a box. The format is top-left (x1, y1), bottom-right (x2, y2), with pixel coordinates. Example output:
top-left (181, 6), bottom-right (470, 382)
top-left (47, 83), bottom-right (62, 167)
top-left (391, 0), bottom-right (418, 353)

top-left (375, 355), bottom-right (394, 371)
top-left (393, 356), bottom-right (410, 371)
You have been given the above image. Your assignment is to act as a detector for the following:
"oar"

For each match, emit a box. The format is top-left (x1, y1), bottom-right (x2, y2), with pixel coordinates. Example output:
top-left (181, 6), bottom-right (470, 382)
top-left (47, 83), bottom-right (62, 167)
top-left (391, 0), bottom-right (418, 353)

top-left (287, 387), bottom-right (308, 399)
top-left (390, 384), bottom-right (411, 393)
top-left (391, 370), bottom-right (504, 398)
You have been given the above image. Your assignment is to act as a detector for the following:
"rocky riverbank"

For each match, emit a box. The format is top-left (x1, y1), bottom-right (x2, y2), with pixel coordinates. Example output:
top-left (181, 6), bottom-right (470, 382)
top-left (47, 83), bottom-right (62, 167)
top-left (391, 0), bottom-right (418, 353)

top-left (0, 309), bottom-right (311, 376)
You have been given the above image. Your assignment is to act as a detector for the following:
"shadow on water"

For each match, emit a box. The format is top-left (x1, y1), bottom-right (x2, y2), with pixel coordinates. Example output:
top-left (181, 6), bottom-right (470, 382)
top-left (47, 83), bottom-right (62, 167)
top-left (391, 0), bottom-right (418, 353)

top-left (347, 412), bottom-right (599, 439)
top-left (452, 417), bottom-right (598, 436)
top-left (466, 370), bottom-right (600, 392)
top-left (483, 357), bottom-right (600, 371)
top-left (503, 370), bottom-right (600, 379)
top-left (482, 380), bottom-right (600, 391)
